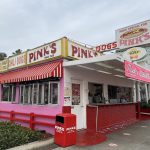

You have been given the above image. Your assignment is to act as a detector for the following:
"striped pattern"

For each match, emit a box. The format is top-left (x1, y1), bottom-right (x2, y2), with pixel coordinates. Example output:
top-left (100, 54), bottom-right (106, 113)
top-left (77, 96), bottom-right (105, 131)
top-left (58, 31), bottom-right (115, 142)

top-left (0, 60), bottom-right (63, 83)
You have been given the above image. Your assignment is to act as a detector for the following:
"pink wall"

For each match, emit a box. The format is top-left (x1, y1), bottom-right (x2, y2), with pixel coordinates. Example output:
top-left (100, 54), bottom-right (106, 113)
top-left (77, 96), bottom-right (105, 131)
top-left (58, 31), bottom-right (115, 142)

top-left (0, 77), bottom-right (64, 134)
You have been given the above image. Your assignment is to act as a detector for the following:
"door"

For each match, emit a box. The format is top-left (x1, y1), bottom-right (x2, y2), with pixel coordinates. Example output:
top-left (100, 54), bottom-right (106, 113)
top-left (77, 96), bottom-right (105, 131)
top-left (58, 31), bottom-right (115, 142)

top-left (71, 80), bottom-right (85, 129)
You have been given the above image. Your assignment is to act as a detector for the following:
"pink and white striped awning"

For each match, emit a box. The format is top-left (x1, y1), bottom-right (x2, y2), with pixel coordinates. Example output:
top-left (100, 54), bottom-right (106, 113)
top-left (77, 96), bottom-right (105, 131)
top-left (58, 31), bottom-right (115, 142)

top-left (0, 60), bottom-right (63, 83)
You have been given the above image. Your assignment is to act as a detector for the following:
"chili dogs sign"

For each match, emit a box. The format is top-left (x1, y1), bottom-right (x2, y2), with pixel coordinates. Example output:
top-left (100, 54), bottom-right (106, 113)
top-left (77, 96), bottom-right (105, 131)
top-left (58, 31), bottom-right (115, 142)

top-left (8, 53), bottom-right (26, 69)
top-left (0, 59), bottom-right (8, 72)
top-left (116, 20), bottom-right (150, 49)
top-left (125, 60), bottom-right (150, 83)
top-left (68, 40), bottom-right (100, 59)
top-left (27, 40), bottom-right (61, 64)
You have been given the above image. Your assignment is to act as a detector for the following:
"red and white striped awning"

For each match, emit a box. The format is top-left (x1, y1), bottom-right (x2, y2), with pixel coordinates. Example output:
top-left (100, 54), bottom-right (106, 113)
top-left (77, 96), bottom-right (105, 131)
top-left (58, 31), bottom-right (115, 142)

top-left (0, 60), bottom-right (63, 84)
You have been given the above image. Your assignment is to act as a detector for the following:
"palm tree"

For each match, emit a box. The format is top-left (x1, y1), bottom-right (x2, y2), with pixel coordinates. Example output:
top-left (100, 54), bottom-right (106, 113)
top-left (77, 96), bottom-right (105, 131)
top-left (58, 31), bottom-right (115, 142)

top-left (0, 52), bottom-right (7, 60)
top-left (12, 49), bottom-right (22, 56)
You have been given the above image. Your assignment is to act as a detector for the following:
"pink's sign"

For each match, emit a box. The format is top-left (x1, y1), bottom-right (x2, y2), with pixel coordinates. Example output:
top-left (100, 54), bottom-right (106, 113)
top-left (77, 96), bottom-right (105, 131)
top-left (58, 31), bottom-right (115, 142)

top-left (125, 60), bottom-right (150, 82)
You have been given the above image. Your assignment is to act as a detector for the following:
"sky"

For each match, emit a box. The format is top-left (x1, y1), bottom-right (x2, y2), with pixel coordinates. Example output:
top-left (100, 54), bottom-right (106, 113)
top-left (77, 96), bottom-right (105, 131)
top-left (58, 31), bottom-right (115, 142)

top-left (0, 0), bottom-right (150, 56)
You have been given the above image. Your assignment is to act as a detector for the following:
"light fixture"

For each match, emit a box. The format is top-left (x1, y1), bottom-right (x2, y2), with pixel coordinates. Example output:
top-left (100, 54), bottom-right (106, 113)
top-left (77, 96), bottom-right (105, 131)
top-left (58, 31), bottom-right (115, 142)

top-left (114, 74), bottom-right (125, 78)
top-left (114, 68), bottom-right (124, 73)
top-left (127, 78), bottom-right (136, 81)
top-left (77, 65), bottom-right (95, 71)
top-left (96, 62), bottom-right (114, 69)
top-left (97, 70), bottom-right (112, 74)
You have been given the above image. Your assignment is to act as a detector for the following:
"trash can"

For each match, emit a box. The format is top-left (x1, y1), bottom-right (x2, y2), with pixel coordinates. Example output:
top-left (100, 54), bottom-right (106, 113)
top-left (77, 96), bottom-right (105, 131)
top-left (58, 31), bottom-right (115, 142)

top-left (54, 113), bottom-right (76, 147)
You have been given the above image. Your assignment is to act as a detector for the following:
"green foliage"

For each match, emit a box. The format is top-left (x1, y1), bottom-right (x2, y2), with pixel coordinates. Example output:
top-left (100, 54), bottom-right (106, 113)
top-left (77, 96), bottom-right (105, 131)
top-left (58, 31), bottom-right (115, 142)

top-left (12, 49), bottom-right (22, 56)
top-left (0, 122), bottom-right (43, 150)
top-left (140, 101), bottom-right (150, 108)
top-left (0, 53), bottom-right (7, 60)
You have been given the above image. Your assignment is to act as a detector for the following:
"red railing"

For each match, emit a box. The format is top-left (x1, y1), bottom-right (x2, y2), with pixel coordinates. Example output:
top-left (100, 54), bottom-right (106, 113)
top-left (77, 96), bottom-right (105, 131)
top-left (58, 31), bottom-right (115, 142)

top-left (0, 110), bottom-right (55, 130)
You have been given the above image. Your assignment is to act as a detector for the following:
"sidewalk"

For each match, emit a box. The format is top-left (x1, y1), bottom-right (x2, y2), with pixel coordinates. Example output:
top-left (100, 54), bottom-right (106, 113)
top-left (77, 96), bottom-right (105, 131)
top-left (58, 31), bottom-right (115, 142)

top-left (43, 120), bottom-right (150, 150)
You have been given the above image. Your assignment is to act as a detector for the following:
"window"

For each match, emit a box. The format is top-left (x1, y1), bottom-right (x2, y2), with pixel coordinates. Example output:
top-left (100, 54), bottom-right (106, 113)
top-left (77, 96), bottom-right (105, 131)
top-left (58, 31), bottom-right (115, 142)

top-left (19, 81), bottom-right (59, 105)
top-left (51, 83), bottom-right (59, 104)
top-left (33, 84), bottom-right (38, 104)
top-left (88, 83), bottom-right (104, 104)
top-left (108, 85), bottom-right (132, 103)
top-left (2, 84), bottom-right (16, 102)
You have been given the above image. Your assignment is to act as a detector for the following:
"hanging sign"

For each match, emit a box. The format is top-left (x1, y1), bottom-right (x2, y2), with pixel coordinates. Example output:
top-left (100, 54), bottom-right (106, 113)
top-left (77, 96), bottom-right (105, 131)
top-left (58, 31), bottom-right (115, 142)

top-left (125, 60), bottom-right (150, 83)
top-left (123, 47), bottom-right (147, 61)
top-left (116, 20), bottom-right (150, 49)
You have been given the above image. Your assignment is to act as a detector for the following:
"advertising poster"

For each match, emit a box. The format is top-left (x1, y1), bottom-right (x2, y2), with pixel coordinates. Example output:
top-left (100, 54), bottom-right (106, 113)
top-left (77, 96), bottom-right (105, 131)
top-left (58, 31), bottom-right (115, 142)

top-left (116, 20), bottom-right (150, 49)
top-left (72, 83), bottom-right (80, 105)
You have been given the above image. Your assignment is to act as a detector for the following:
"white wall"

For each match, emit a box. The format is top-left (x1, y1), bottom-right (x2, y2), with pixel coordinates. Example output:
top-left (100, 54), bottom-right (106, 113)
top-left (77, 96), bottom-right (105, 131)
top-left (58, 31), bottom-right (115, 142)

top-left (64, 67), bottom-right (134, 128)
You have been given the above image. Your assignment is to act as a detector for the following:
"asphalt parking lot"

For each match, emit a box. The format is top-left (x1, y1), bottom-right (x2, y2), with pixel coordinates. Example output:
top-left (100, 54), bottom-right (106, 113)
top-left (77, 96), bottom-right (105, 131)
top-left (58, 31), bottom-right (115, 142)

top-left (50, 120), bottom-right (150, 150)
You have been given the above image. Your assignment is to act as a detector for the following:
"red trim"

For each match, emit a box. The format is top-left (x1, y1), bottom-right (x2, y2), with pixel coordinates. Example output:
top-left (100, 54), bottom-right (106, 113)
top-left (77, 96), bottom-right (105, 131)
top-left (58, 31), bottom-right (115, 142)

top-left (0, 60), bottom-right (63, 83)
top-left (0, 110), bottom-right (55, 130)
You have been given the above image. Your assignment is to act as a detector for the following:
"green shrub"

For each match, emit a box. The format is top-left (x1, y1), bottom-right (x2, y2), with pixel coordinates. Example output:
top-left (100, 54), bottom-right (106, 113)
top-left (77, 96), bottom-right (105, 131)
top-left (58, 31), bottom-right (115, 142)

top-left (0, 122), bottom-right (43, 150)
top-left (140, 102), bottom-right (150, 108)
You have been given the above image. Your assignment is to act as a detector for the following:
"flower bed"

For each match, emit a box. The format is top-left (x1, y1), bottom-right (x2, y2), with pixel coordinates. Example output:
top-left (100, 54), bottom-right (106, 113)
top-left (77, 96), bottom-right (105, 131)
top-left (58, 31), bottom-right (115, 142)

top-left (0, 122), bottom-right (48, 150)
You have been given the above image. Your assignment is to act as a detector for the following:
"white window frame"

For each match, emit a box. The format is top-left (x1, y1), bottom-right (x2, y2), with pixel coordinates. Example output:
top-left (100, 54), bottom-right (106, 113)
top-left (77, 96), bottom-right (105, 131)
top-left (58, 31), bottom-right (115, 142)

top-left (50, 82), bottom-right (60, 105)
top-left (18, 81), bottom-right (60, 105)
top-left (2, 84), bottom-right (16, 102)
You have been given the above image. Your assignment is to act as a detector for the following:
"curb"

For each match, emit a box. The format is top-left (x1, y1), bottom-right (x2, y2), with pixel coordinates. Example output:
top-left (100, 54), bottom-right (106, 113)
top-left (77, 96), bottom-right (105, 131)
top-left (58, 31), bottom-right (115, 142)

top-left (8, 138), bottom-right (54, 150)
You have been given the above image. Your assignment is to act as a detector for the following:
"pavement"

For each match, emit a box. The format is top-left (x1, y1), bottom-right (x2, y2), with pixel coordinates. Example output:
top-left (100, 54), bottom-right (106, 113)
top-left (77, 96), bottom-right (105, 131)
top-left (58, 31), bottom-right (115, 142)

top-left (40, 120), bottom-right (150, 150)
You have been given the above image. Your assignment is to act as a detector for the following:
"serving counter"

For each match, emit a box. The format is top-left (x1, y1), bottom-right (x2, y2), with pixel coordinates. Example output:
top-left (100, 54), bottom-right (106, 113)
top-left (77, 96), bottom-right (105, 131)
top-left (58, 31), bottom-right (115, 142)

top-left (86, 102), bottom-right (138, 131)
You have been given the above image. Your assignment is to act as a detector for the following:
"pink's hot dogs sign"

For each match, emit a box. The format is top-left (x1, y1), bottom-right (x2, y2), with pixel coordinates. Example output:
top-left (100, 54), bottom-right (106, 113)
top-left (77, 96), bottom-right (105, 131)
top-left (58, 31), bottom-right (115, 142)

top-left (116, 20), bottom-right (150, 49)
top-left (27, 40), bottom-right (61, 64)
top-left (68, 40), bottom-right (100, 59)
top-left (125, 60), bottom-right (150, 83)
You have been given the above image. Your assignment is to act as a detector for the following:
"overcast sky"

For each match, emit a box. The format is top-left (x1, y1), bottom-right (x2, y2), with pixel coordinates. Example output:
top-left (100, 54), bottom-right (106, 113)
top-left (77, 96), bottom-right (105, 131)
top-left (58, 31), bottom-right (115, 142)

top-left (0, 0), bottom-right (150, 56)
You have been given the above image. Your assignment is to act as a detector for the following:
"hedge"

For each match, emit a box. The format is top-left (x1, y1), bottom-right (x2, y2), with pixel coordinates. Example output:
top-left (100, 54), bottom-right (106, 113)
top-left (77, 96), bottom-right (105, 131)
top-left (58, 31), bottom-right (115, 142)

top-left (0, 122), bottom-right (43, 150)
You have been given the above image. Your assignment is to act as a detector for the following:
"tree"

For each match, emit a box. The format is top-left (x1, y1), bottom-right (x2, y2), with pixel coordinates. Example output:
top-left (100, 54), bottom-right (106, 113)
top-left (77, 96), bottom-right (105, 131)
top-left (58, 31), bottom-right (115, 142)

top-left (12, 49), bottom-right (22, 56)
top-left (0, 52), bottom-right (7, 60)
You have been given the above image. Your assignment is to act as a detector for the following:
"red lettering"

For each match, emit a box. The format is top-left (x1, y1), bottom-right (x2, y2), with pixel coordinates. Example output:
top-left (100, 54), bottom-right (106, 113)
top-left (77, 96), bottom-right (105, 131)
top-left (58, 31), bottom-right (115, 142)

top-left (135, 36), bottom-right (143, 44)
top-left (88, 51), bottom-right (93, 58)
top-left (29, 53), bottom-right (34, 63)
top-left (93, 51), bottom-right (98, 57)
top-left (102, 45), bottom-right (106, 50)
top-left (128, 39), bottom-right (135, 46)
top-left (72, 45), bottom-right (78, 56)
top-left (96, 46), bottom-right (100, 52)
top-left (143, 32), bottom-right (150, 40)
top-left (51, 43), bottom-right (56, 54)
top-left (81, 49), bottom-right (87, 58)
top-left (17, 56), bottom-right (24, 65)
top-left (77, 48), bottom-right (80, 57)
top-left (120, 40), bottom-right (127, 46)
top-left (43, 46), bottom-right (49, 56)
top-left (37, 49), bottom-right (43, 59)
top-left (112, 42), bottom-right (117, 49)
top-left (107, 43), bottom-right (111, 50)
